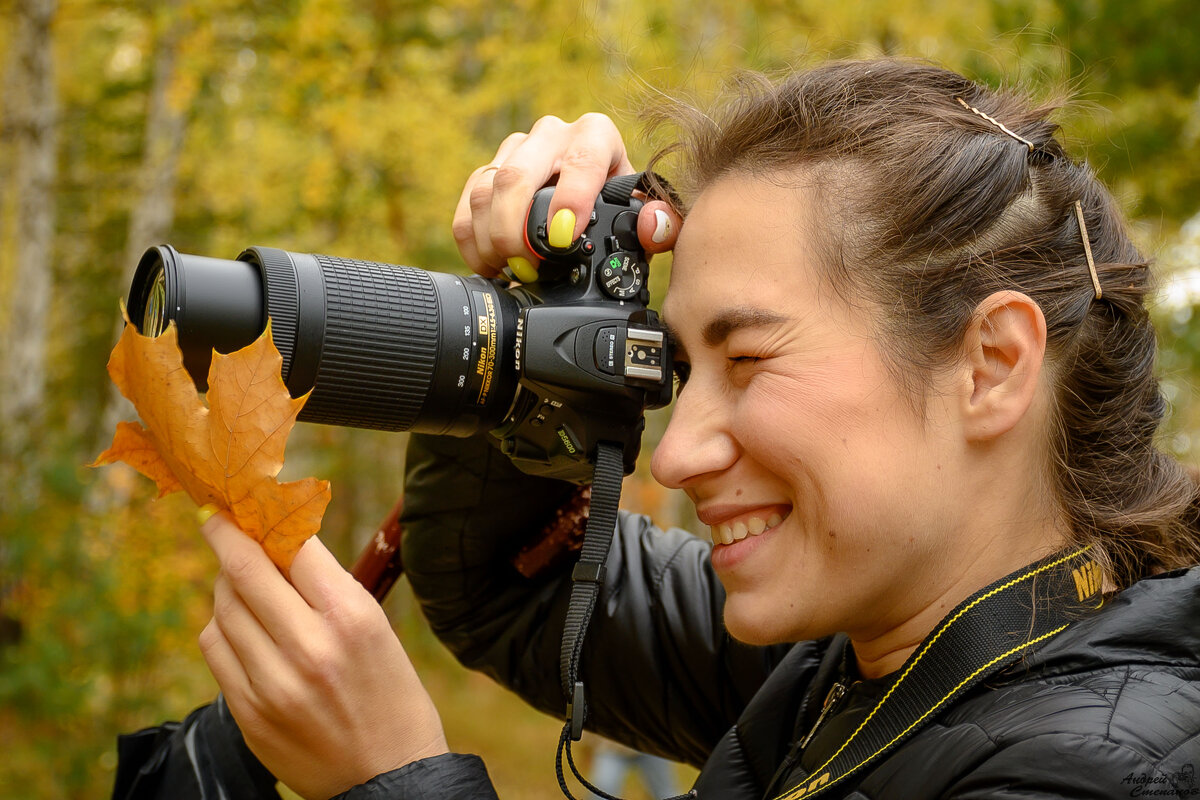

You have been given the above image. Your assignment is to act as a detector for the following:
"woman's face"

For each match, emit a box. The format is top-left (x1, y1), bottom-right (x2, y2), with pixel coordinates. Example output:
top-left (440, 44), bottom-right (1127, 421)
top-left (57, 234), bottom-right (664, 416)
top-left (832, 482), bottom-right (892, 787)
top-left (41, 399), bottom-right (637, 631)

top-left (652, 173), bottom-right (974, 646)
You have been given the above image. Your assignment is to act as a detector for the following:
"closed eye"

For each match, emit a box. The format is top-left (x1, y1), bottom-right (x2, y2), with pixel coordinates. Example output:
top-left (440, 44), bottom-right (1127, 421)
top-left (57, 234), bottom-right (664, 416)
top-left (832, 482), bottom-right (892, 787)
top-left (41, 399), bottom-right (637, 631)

top-left (728, 355), bottom-right (764, 371)
top-left (727, 355), bottom-right (764, 385)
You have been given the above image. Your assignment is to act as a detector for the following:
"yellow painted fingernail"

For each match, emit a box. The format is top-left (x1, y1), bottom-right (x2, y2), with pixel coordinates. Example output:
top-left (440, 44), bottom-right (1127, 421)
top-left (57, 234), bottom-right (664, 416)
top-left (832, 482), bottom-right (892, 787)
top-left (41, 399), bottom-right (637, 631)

top-left (507, 256), bottom-right (538, 283)
top-left (197, 504), bottom-right (219, 525)
top-left (548, 208), bottom-right (576, 249)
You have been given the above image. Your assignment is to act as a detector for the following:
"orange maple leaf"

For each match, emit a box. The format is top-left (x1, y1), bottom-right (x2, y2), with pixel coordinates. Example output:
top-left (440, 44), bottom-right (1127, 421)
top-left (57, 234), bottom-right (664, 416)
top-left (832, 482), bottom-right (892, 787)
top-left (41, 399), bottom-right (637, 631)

top-left (92, 309), bottom-right (331, 569)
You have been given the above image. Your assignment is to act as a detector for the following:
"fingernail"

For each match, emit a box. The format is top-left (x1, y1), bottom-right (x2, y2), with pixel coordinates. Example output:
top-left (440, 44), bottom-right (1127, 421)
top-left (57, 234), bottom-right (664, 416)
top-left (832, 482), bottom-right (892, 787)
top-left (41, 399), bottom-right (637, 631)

top-left (507, 256), bottom-right (538, 283)
top-left (652, 209), bottom-right (672, 244)
top-left (548, 208), bottom-right (576, 249)
top-left (197, 504), bottom-right (219, 525)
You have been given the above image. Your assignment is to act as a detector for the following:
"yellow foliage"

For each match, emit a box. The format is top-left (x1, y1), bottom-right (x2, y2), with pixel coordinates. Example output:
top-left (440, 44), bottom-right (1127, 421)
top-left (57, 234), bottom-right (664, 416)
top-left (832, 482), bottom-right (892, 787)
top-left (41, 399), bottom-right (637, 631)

top-left (4, 0), bottom-right (1199, 797)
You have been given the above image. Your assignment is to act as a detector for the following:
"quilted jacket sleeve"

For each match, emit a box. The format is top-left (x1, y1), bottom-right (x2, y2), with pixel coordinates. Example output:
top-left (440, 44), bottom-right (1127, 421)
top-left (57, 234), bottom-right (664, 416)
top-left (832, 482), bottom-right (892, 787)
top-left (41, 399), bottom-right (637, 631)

top-left (111, 695), bottom-right (500, 800)
top-left (111, 695), bottom-right (280, 800)
top-left (400, 433), bottom-right (787, 768)
top-left (331, 753), bottom-right (499, 800)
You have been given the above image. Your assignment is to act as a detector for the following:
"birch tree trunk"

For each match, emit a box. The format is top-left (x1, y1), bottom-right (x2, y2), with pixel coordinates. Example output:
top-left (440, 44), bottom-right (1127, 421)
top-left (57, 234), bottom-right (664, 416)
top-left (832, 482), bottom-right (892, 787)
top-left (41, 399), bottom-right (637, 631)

top-left (1, 0), bottom-right (59, 509)
top-left (89, 0), bottom-right (190, 513)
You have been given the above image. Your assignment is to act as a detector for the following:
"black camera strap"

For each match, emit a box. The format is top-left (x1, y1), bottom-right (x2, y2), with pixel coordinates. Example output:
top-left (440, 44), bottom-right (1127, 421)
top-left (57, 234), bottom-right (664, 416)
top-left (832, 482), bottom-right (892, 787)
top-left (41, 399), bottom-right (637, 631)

top-left (772, 544), bottom-right (1104, 800)
top-left (601, 170), bottom-right (684, 210)
top-left (554, 440), bottom-right (693, 800)
top-left (558, 440), bottom-right (623, 715)
top-left (552, 170), bottom-right (690, 800)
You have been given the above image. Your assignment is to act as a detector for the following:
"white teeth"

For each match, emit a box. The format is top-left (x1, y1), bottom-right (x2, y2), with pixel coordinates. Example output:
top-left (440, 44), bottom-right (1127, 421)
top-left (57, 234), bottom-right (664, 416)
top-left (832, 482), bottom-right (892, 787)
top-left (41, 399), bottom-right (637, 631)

top-left (711, 514), bottom-right (784, 545)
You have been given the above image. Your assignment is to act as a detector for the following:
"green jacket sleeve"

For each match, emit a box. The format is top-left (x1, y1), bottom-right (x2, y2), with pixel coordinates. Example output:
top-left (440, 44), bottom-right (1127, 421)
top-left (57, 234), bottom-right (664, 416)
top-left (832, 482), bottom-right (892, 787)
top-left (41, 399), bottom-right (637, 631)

top-left (400, 433), bottom-right (787, 768)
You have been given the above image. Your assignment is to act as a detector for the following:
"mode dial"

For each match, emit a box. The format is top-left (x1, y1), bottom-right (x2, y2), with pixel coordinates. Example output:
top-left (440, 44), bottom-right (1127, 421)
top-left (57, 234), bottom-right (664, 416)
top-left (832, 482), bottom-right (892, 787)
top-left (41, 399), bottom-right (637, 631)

top-left (597, 252), bottom-right (645, 300)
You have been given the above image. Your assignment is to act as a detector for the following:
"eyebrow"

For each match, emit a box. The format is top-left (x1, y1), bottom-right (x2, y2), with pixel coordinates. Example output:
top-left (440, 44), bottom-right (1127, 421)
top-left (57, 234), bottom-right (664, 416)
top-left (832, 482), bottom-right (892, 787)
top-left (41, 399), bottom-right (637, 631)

top-left (663, 306), bottom-right (791, 357)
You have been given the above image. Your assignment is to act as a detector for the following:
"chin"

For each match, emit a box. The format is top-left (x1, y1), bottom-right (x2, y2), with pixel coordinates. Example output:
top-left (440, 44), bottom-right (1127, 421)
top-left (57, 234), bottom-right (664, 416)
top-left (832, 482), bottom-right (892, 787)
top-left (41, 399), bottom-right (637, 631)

top-left (723, 605), bottom-right (802, 646)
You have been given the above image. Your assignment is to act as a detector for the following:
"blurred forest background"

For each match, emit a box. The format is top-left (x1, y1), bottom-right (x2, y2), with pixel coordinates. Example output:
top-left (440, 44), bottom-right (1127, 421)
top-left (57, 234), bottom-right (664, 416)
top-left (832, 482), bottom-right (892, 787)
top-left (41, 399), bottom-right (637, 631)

top-left (2, 0), bottom-right (1200, 797)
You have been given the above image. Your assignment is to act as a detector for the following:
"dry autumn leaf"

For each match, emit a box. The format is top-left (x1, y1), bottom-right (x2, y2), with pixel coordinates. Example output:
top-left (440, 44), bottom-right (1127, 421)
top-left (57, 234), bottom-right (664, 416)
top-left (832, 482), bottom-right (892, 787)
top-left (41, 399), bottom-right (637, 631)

top-left (92, 309), bottom-right (331, 569)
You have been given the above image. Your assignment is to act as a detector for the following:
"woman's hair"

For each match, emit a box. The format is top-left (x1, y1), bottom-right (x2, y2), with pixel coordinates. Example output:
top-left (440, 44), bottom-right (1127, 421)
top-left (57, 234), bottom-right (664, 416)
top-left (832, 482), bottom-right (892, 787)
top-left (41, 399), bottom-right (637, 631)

top-left (645, 58), bottom-right (1200, 589)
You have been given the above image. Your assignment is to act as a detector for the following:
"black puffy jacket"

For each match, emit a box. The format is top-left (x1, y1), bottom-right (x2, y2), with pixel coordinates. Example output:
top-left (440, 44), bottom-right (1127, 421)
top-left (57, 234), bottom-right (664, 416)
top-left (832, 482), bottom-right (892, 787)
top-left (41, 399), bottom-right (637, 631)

top-left (114, 433), bottom-right (1200, 799)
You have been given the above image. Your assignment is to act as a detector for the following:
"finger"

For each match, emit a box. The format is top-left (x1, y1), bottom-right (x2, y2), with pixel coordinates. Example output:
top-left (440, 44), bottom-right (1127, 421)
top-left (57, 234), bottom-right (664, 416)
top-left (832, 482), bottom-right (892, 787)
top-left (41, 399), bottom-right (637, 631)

top-left (544, 113), bottom-right (635, 241)
top-left (285, 534), bottom-right (365, 613)
top-left (453, 133), bottom-right (529, 276)
top-left (457, 164), bottom-right (508, 276)
top-left (637, 200), bottom-right (684, 254)
top-left (478, 120), bottom-right (572, 269)
top-left (199, 616), bottom-right (253, 706)
top-left (452, 171), bottom-right (490, 275)
top-left (473, 165), bottom-right (537, 274)
top-left (202, 512), bottom-right (311, 626)
top-left (213, 571), bottom-right (293, 676)
top-left (484, 113), bottom-right (628, 267)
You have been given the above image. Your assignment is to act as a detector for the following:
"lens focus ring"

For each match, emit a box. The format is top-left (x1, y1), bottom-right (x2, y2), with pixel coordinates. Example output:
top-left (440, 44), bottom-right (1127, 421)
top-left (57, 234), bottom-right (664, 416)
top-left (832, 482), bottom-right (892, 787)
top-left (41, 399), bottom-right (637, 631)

top-left (253, 247), bottom-right (301, 379)
top-left (298, 255), bottom-right (439, 431)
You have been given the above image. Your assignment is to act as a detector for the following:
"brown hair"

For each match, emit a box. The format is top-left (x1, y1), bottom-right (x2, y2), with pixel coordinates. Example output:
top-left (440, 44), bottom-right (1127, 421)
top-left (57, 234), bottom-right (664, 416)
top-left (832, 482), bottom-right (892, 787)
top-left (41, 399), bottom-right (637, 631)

top-left (645, 58), bottom-right (1200, 589)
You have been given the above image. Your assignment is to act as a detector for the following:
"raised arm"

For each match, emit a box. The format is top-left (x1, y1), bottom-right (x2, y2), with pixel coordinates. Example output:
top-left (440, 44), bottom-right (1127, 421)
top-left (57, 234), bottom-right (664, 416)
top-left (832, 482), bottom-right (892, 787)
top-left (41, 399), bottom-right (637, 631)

top-left (400, 432), bottom-right (788, 767)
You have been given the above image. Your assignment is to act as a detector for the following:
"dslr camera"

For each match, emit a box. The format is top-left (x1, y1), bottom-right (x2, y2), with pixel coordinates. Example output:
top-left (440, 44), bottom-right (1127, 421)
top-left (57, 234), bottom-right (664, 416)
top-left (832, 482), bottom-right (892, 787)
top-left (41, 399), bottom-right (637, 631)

top-left (125, 174), bottom-right (673, 483)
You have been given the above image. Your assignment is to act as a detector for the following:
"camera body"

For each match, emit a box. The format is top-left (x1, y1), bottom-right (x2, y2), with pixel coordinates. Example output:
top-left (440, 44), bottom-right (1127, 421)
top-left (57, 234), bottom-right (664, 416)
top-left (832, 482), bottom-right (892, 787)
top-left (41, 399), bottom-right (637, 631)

top-left (491, 182), bottom-right (673, 480)
top-left (126, 175), bottom-right (672, 483)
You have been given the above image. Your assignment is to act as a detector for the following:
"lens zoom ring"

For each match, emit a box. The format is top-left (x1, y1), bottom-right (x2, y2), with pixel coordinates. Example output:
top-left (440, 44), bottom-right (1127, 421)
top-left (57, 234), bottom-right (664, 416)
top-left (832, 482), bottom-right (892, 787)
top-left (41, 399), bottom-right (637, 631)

top-left (256, 249), bottom-right (300, 379)
top-left (304, 255), bottom-right (438, 430)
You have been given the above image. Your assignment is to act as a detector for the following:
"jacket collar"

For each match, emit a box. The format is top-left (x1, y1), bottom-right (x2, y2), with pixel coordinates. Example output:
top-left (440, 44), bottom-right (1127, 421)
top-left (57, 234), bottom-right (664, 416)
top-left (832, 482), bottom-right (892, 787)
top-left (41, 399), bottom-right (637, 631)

top-left (1016, 565), bottom-right (1200, 677)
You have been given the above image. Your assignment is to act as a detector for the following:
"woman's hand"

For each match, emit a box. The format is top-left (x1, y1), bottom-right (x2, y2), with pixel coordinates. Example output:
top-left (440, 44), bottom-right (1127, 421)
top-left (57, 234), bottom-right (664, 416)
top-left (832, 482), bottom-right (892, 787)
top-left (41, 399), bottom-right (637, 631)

top-left (452, 112), bottom-right (682, 280)
top-left (198, 513), bottom-right (448, 800)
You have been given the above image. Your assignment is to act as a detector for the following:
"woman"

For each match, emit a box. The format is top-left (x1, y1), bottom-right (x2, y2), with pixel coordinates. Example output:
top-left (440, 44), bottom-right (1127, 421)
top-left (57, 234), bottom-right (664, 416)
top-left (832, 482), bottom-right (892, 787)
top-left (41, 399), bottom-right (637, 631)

top-left (124, 59), bottom-right (1200, 800)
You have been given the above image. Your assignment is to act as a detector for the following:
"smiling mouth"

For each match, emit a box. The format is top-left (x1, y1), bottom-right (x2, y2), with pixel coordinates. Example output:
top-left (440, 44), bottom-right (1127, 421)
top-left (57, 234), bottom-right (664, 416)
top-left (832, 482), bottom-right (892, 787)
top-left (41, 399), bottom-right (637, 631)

top-left (710, 512), bottom-right (786, 546)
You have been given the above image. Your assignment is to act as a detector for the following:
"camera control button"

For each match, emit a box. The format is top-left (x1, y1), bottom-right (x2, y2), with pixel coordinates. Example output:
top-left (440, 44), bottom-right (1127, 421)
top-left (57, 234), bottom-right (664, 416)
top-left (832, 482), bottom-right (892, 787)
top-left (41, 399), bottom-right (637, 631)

top-left (612, 211), bottom-right (639, 250)
top-left (598, 252), bottom-right (644, 300)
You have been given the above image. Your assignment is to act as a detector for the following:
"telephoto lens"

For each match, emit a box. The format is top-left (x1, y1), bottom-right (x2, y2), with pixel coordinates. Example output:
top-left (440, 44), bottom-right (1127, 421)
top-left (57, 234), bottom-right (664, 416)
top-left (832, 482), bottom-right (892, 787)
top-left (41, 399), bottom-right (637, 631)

top-left (125, 177), bottom-right (673, 481)
top-left (127, 245), bottom-right (519, 437)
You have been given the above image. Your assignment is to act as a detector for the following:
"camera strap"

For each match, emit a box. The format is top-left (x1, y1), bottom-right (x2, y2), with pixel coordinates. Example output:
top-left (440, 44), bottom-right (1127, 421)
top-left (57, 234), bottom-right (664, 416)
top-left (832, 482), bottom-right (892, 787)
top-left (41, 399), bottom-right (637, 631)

top-left (554, 439), bottom-right (695, 800)
top-left (552, 170), bottom-right (689, 800)
top-left (600, 170), bottom-right (684, 209)
top-left (772, 544), bottom-right (1104, 800)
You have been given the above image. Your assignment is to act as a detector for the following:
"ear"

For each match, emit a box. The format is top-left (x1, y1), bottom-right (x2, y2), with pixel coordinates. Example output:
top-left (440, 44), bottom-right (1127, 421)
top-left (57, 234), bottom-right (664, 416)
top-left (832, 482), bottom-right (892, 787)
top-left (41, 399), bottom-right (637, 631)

top-left (958, 291), bottom-right (1048, 443)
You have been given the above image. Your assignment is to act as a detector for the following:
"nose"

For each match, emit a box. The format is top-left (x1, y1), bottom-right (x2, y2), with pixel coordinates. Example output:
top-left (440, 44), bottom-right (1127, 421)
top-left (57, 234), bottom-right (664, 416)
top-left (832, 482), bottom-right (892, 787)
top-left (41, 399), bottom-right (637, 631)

top-left (650, 379), bottom-right (739, 489)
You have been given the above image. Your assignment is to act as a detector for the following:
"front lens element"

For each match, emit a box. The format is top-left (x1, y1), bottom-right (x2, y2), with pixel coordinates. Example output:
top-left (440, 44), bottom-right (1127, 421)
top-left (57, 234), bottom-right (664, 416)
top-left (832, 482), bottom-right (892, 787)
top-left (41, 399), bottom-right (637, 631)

top-left (143, 268), bottom-right (167, 337)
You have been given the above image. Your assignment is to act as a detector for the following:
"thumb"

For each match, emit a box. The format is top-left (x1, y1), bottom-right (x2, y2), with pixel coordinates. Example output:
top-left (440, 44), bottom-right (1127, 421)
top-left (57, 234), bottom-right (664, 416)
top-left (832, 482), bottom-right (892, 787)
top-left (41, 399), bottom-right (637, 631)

top-left (638, 200), bottom-right (683, 255)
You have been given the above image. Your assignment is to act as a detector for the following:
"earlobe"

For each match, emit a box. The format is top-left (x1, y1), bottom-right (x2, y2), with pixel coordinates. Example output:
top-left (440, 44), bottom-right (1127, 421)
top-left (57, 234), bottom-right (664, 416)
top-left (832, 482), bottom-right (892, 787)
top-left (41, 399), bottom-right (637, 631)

top-left (960, 291), bottom-right (1048, 442)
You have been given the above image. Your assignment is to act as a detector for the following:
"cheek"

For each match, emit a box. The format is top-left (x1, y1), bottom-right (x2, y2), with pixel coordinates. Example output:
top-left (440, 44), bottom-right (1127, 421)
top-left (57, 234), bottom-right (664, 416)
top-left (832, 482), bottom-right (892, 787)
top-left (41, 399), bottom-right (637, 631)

top-left (731, 373), bottom-right (870, 471)
top-left (731, 376), bottom-right (926, 545)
